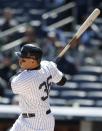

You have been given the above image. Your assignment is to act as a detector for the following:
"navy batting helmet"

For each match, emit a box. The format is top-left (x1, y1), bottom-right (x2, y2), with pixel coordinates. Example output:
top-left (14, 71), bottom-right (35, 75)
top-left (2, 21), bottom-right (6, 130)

top-left (16, 44), bottom-right (43, 60)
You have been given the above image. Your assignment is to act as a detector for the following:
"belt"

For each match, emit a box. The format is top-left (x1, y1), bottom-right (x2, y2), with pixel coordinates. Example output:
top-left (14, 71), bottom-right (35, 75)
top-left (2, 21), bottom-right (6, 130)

top-left (22, 109), bottom-right (51, 118)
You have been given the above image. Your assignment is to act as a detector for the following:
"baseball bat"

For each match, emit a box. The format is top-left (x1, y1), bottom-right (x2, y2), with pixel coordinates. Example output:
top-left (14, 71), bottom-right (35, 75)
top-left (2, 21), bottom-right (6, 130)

top-left (57, 8), bottom-right (100, 59)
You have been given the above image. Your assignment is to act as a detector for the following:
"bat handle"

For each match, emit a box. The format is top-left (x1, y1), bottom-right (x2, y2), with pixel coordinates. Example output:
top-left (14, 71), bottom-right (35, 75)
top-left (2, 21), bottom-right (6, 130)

top-left (57, 36), bottom-right (77, 58)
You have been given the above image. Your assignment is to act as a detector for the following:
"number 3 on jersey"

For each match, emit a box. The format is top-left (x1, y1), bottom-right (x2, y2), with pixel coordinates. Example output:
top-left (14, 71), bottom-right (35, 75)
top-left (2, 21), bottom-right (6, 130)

top-left (39, 75), bottom-right (52, 101)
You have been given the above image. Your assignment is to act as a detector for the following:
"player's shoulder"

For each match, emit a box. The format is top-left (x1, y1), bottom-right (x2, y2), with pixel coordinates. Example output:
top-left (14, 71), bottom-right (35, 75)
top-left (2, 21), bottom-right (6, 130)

top-left (41, 60), bottom-right (49, 66)
top-left (11, 70), bottom-right (31, 83)
top-left (10, 70), bottom-right (21, 81)
top-left (41, 60), bottom-right (57, 68)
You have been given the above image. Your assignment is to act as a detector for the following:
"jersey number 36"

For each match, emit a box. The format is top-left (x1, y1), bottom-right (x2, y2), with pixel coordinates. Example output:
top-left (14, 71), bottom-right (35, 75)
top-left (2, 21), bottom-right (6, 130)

top-left (39, 75), bottom-right (52, 101)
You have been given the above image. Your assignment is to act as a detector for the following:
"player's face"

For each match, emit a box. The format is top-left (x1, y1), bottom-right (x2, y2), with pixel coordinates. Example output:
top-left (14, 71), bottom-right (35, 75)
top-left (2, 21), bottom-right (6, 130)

top-left (19, 57), bottom-right (38, 70)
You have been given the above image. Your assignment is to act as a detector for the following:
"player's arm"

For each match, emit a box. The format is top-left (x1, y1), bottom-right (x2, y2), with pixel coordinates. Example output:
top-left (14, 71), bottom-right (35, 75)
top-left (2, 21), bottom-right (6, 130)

top-left (49, 61), bottom-right (67, 86)
top-left (56, 75), bottom-right (67, 86)
top-left (53, 58), bottom-right (67, 86)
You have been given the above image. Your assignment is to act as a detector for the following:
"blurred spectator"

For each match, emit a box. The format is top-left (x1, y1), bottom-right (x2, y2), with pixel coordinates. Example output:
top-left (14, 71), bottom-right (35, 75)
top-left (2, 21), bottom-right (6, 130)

top-left (0, 8), bottom-right (18, 44)
top-left (1, 8), bottom-right (18, 31)
top-left (80, 28), bottom-right (93, 47)
top-left (78, 15), bottom-right (95, 48)
top-left (0, 77), bottom-right (7, 97)
top-left (0, 52), bottom-right (17, 88)
top-left (41, 31), bottom-right (58, 60)
top-left (56, 29), bottom-right (67, 43)
top-left (20, 25), bottom-right (40, 48)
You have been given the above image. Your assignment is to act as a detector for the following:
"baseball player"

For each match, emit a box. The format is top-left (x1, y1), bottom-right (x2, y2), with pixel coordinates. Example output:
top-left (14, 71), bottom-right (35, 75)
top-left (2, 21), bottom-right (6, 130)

top-left (10, 44), bottom-right (66, 131)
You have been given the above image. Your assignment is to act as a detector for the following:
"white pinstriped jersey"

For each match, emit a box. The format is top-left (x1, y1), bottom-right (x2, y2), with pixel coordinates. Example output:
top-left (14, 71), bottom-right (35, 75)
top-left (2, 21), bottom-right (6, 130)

top-left (10, 60), bottom-right (63, 131)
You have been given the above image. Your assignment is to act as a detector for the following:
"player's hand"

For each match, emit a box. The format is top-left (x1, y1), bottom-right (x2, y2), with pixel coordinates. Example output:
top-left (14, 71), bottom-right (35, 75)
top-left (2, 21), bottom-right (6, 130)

top-left (54, 57), bottom-right (62, 65)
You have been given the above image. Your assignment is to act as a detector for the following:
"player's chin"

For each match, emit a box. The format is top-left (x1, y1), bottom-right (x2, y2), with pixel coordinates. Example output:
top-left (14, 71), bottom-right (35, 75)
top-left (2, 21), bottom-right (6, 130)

top-left (19, 63), bottom-right (27, 70)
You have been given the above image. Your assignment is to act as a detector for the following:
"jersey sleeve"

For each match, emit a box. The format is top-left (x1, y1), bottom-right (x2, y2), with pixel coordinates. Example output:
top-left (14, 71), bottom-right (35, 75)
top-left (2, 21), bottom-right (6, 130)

top-left (49, 61), bottom-right (63, 84)
top-left (11, 78), bottom-right (20, 94)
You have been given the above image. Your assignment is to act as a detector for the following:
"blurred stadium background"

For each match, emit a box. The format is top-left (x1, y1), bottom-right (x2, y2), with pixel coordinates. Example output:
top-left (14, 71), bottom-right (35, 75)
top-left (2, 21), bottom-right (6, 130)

top-left (0, 0), bottom-right (101, 131)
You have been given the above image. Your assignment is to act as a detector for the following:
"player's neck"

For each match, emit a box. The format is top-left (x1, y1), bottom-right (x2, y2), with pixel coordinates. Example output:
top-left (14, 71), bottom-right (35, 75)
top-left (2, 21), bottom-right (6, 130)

top-left (27, 64), bottom-right (41, 70)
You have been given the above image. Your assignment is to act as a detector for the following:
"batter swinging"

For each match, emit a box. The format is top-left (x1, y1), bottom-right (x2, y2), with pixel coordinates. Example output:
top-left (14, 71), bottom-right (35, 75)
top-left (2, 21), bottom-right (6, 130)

top-left (10, 44), bottom-right (66, 131)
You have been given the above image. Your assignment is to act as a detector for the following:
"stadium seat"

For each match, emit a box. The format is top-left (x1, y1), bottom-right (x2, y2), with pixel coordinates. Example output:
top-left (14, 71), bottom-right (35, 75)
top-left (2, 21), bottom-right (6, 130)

top-left (95, 100), bottom-right (102, 107)
top-left (50, 90), bottom-right (60, 98)
top-left (4, 89), bottom-right (14, 99)
top-left (60, 90), bottom-right (87, 99)
top-left (71, 74), bottom-right (98, 83)
top-left (78, 66), bottom-right (102, 76)
top-left (51, 81), bottom-right (79, 92)
top-left (29, 9), bottom-right (45, 20)
top-left (87, 91), bottom-right (102, 100)
top-left (12, 9), bottom-right (24, 17)
top-left (0, 96), bottom-right (11, 105)
top-left (66, 99), bottom-right (95, 107)
top-left (15, 16), bottom-right (29, 23)
top-left (62, 81), bottom-right (79, 89)
top-left (49, 98), bottom-right (67, 106)
top-left (79, 82), bottom-right (102, 91)
top-left (99, 75), bottom-right (102, 82)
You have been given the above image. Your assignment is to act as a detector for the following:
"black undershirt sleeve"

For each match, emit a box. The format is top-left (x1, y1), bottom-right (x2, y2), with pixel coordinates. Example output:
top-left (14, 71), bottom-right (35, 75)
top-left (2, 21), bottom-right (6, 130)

top-left (56, 76), bottom-right (67, 86)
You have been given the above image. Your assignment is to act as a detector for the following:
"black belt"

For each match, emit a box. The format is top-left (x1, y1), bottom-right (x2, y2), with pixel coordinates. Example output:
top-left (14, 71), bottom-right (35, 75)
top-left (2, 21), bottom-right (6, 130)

top-left (22, 109), bottom-right (51, 118)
